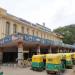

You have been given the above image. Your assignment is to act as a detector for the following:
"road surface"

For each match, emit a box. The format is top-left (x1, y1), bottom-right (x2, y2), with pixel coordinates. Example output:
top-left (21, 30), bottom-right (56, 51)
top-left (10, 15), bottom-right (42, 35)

top-left (0, 66), bottom-right (75, 75)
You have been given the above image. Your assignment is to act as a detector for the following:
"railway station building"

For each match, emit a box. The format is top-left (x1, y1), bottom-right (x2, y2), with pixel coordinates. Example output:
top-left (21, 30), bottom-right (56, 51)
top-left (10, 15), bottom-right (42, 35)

top-left (0, 8), bottom-right (74, 66)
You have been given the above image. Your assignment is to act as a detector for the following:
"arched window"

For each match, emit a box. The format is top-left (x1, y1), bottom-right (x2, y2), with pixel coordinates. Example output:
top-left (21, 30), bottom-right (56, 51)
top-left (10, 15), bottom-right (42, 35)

top-left (6, 22), bottom-right (10, 35)
top-left (13, 24), bottom-right (17, 34)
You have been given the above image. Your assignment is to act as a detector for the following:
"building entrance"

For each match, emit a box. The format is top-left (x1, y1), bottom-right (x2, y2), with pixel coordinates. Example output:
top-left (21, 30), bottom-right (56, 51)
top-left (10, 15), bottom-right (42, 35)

top-left (3, 52), bottom-right (17, 63)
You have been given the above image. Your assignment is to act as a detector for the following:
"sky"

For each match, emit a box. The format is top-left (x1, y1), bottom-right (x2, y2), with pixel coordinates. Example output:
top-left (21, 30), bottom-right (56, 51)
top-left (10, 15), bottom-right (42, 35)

top-left (0, 0), bottom-right (75, 30)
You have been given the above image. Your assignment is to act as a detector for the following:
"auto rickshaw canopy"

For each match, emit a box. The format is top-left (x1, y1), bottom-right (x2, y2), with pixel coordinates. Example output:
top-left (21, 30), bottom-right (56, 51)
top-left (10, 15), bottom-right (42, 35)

top-left (32, 54), bottom-right (45, 63)
top-left (46, 54), bottom-right (61, 64)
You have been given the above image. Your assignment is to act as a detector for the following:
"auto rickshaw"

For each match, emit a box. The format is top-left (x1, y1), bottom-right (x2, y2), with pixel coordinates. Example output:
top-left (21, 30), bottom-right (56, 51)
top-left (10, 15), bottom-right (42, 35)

top-left (46, 54), bottom-right (65, 74)
top-left (31, 54), bottom-right (46, 71)
top-left (64, 53), bottom-right (73, 68)
top-left (70, 53), bottom-right (75, 65)
top-left (58, 53), bottom-right (66, 71)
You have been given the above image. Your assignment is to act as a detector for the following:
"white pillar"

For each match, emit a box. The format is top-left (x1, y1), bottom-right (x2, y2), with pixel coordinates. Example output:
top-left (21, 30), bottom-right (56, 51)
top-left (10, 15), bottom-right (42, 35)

top-left (37, 45), bottom-right (40, 55)
top-left (18, 42), bottom-right (24, 67)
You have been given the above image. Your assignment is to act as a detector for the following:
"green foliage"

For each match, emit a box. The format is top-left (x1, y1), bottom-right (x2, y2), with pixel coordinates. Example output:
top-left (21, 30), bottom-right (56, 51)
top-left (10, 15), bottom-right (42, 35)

top-left (53, 25), bottom-right (75, 45)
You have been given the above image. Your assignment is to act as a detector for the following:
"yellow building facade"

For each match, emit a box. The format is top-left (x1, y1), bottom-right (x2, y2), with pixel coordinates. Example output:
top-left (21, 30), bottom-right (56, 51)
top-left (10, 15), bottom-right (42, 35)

top-left (0, 8), bottom-right (63, 41)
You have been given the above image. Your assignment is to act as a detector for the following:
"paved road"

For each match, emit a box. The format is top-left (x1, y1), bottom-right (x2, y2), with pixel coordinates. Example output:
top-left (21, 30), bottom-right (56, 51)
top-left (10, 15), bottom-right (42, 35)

top-left (64, 69), bottom-right (75, 75)
top-left (0, 66), bottom-right (75, 75)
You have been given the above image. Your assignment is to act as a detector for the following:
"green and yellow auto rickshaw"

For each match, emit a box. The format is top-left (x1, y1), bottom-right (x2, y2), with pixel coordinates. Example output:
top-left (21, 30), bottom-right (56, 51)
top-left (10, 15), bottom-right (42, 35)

top-left (46, 54), bottom-right (65, 74)
top-left (31, 54), bottom-right (46, 71)
top-left (58, 53), bottom-right (66, 71)
top-left (64, 53), bottom-right (73, 68)
top-left (70, 53), bottom-right (75, 65)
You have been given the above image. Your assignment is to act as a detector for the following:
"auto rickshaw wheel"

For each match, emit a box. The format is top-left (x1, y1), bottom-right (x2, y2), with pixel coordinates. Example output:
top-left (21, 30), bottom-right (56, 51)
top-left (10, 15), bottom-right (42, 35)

top-left (46, 71), bottom-right (50, 74)
top-left (32, 67), bottom-right (37, 71)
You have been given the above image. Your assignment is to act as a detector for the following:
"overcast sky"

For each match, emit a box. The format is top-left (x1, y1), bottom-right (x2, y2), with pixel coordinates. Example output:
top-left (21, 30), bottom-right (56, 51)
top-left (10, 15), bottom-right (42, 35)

top-left (0, 0), bottom-right (75, 30)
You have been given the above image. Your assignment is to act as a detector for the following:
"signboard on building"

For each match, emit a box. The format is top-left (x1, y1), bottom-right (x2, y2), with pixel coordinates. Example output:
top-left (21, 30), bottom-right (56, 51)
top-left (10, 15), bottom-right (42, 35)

top-left (3, 36), bottom-right (12, 44)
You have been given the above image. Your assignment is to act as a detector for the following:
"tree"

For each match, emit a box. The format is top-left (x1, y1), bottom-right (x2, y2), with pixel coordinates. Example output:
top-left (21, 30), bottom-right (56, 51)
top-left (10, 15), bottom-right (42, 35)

top-left (53, 24), bottom-right (75, 45)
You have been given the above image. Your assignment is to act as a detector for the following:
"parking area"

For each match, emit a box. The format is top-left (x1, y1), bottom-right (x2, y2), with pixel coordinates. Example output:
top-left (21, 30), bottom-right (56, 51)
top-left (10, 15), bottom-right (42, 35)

top-left (0, 66), bottom-right (75, 75)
